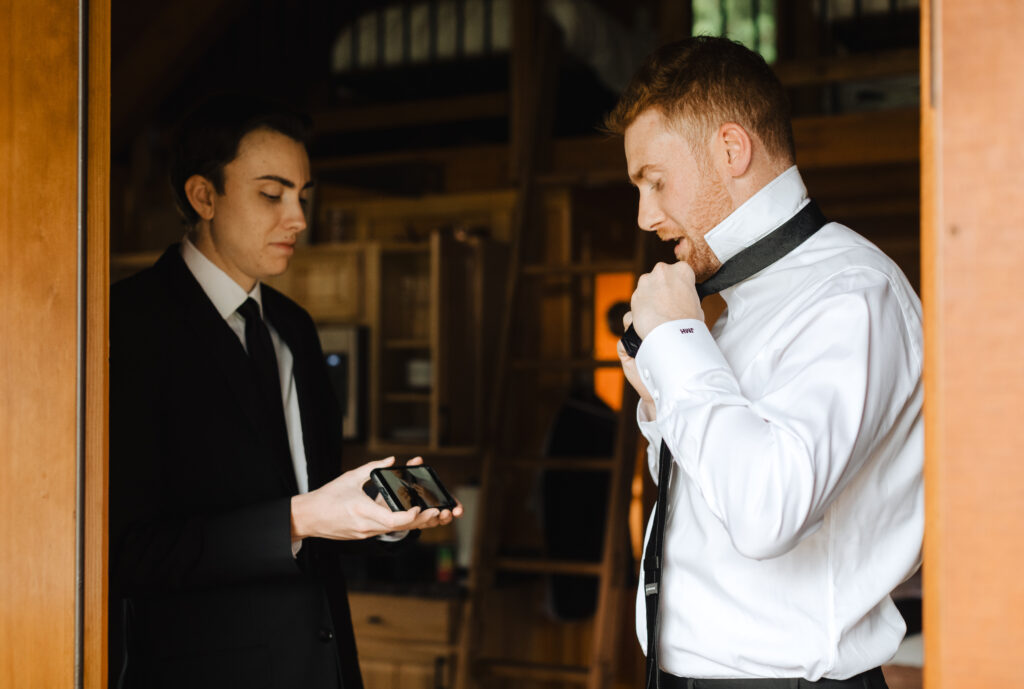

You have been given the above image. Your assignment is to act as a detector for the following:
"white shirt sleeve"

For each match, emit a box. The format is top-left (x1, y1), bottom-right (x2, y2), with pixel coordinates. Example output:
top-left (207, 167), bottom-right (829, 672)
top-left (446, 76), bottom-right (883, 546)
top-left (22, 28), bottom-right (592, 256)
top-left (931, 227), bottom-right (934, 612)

top-left (634, 276), bottom-right (916, 560)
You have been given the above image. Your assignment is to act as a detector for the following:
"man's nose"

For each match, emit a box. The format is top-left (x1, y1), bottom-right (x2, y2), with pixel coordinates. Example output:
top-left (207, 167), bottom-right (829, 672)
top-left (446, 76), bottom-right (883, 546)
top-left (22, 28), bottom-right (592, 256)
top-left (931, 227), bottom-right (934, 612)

top-left (285, 198), bottom-right (308, 233)
top-left (637, 195), bottom-right (661, 232)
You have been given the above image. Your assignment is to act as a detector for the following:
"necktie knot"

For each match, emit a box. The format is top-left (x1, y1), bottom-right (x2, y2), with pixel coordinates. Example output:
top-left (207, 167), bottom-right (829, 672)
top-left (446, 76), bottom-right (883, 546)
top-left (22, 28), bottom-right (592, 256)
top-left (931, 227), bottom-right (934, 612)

top-left (238, 297), bottom-right (263, 326)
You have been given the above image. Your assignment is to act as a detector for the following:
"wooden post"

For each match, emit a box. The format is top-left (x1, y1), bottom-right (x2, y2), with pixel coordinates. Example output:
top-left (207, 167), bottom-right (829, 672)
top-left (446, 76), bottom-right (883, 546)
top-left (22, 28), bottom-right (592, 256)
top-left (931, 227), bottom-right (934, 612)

top-left (921, 1), bottom-right (1024, 687)
top-left (0, 0), bottom-right (108, 686)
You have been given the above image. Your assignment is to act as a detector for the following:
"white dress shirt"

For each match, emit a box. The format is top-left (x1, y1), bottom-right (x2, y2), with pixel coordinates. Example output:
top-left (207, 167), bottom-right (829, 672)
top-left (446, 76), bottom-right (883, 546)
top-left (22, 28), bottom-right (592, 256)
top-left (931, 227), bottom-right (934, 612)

top-left (181, 239), bottom-right (309, 553)
top-left (634, 167), bottom-right (924, 680)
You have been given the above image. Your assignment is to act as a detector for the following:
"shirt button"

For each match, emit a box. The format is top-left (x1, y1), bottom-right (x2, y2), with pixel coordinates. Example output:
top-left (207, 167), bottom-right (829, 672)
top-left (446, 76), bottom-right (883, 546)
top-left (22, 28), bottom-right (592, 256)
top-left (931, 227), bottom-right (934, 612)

top-left (319, 628), bottom-right (334, 642)
top-left (652, 390), bottom-right (660, 402)
top-left (642, 369), bottom-right (651, 380)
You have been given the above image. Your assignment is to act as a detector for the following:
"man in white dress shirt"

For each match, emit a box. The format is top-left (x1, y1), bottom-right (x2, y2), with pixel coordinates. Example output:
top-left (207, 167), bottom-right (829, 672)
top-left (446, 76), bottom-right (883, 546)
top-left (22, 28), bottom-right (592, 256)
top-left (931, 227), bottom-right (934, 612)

top-left (605, 37), bottom-right (922, 688)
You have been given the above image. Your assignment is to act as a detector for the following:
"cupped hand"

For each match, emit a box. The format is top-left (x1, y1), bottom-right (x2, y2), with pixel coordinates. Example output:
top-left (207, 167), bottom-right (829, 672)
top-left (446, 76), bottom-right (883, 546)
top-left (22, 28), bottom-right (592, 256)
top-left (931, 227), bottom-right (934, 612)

top-left (291, 456), bottom-right (465, 541)
top-left (630, 261), bottom-right (702, 338)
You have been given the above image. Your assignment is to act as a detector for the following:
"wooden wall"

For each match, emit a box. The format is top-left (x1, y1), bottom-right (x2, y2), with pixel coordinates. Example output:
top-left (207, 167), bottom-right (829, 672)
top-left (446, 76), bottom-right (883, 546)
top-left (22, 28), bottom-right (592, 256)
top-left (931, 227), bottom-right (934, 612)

top-left (921, 1), bottom-right (1024, 686)
top-left (0, 0), bottom-right (109, 686)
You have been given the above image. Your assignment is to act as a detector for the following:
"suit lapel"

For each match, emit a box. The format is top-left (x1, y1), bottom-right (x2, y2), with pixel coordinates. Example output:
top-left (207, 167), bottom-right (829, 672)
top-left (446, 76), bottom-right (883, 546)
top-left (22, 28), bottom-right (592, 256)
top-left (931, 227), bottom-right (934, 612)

top-left (155, 247), bottom-right (299, 495)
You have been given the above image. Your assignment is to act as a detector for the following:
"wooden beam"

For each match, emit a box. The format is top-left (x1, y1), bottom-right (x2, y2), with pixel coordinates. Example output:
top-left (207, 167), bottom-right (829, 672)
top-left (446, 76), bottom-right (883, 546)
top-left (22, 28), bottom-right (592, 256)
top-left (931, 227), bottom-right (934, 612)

top-left (315, 109), bottom-right (919, 194)
top-left (1, 0), bottom-right (80, 685)
top-left (774, 48), bottom-right (919, 87)
top-left (313, 92), bottom-right (509, 133)
top-left (85, 1), bottom-right (111, 687)
top-left (793, 108), bottom-right (919, 169)
top-left (921, 1), bottom-right (1024, 687)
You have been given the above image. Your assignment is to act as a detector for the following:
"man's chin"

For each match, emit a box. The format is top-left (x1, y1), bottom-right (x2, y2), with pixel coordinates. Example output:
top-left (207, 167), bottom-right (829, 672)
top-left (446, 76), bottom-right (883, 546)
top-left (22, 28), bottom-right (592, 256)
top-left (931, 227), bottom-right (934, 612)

top-left (688, 257), bottom-right (722, 284)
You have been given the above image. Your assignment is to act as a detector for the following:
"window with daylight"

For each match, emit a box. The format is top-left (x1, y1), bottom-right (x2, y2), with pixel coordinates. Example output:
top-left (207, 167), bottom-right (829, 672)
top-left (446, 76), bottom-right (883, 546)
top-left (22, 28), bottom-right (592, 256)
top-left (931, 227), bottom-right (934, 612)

top-left (693, 0), bottom-right (777, 63)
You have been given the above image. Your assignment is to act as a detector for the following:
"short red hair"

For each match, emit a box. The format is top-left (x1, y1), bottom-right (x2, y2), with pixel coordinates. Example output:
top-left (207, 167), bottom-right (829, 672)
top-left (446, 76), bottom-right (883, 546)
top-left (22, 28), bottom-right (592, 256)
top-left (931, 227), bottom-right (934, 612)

top-left (604, 36), bottom-right (795, 164)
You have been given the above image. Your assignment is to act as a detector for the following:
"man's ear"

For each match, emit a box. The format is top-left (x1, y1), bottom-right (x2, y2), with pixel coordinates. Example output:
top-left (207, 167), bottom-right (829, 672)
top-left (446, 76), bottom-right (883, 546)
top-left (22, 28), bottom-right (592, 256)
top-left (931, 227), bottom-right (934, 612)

top-left (715, 122), bottom-right (753, 178)
top-left (184, 174), bottom-right (216, 221)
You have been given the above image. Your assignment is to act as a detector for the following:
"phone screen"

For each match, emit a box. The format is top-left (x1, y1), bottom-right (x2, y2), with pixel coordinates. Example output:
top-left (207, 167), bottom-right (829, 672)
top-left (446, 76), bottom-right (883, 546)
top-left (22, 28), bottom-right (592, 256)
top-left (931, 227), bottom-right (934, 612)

top-left (374, 466), bottom-right (456, 511)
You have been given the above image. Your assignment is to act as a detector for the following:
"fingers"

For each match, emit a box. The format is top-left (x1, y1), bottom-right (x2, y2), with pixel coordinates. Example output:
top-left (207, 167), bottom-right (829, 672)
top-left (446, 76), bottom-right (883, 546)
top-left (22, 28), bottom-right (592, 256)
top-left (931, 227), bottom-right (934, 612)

top-left (617, 338), bottom-right (632, 362)
top-left (622, 309), bottom-right (633, 331)
top-left (392, 506), bottom-right (439, 531)
top-left (406, 456), bottom-right (424, 466)
top-left (668, 259), bottom-right (697, 282)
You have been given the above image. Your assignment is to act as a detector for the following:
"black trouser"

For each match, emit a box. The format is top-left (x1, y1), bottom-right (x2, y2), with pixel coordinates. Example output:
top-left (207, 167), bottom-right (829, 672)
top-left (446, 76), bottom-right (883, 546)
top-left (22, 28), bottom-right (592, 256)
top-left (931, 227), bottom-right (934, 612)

top-left (657, 666), bottom-right (889, 689)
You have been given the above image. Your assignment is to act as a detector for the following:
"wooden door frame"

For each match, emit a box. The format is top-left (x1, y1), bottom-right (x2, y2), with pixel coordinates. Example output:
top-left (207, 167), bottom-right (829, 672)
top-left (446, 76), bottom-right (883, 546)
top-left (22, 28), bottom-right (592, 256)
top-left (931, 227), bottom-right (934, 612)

top-left (84, 1), bottom-right (111, 687)
top-left (0, 1), bottom-right (108, 687)
top-left (8, 1), bottom-right (1024, 686)
top-left (921, 1), bottom-right (1024, 687)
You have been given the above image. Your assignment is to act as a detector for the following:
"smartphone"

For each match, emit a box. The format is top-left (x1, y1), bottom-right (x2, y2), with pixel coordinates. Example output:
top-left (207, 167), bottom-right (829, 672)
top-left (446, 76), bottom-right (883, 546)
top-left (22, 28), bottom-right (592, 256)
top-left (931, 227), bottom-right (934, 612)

top-left (370, 465), bottom-right (457, 512)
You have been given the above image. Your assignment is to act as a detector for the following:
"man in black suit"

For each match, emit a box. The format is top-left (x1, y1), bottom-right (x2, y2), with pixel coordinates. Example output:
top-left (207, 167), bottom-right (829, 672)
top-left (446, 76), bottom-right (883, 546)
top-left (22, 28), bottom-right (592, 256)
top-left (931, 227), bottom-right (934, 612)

top-left (109, 96), bottom-right (460, 689)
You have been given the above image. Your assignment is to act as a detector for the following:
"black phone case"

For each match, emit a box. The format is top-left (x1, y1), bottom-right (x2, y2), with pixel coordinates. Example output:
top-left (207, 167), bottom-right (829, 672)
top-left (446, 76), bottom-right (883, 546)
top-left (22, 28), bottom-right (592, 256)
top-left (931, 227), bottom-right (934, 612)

top-left (621, 324), bottom-right (643, 358)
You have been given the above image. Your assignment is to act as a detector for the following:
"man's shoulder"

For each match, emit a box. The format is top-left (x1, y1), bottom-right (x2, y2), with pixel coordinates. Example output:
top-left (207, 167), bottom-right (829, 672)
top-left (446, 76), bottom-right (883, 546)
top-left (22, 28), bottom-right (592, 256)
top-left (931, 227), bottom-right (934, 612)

top-left (793, 222), bottom-right (915, 295)
top-left (110, 246), bottom-right (190, 346)
top-left (262, 282), bottom-right (310, 318)
top-left (111, 246), bottom-right (179, 308)
top-left (262, 282), bottom-right (317, 335)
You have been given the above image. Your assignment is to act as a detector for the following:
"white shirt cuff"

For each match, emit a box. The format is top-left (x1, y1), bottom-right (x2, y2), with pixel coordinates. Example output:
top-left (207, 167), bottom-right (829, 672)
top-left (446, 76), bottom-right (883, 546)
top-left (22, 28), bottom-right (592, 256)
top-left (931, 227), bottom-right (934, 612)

top-left (377, 530), bottom-right (409, 542)
top-left (635, 319), bottom-right (730, 411)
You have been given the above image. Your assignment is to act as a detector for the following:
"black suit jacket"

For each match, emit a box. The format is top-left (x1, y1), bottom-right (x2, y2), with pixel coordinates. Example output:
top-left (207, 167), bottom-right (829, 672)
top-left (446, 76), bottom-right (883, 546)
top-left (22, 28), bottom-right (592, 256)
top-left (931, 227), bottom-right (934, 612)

top-left (110, 245), bottom-right (363, 689)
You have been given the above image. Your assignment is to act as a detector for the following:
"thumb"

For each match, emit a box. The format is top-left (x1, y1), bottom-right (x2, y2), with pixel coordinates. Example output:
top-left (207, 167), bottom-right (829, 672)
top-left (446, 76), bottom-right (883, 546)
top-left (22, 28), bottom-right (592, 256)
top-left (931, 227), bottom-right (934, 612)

top-left (353, 456), bottom-right (397, 481)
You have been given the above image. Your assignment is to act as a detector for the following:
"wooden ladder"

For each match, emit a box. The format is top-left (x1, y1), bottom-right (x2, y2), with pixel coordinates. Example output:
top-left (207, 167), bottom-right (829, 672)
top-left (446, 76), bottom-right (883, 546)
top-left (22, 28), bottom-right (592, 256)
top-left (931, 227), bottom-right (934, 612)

top-left (452, 180), bottom-right (647, 689)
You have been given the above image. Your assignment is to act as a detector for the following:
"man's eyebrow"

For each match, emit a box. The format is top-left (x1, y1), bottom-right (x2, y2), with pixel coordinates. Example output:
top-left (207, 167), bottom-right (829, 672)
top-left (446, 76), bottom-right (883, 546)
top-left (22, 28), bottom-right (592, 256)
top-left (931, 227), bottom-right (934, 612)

top-left (628, 164), bottom-right (651, 184)
top-left (255, 174), bottom-right (316, 190)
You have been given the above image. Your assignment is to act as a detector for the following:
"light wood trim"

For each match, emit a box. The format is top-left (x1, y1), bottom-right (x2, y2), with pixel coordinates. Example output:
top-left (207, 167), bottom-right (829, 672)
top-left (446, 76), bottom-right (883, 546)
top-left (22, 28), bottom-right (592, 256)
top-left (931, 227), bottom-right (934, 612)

top-left (481, 660), bottom-right (588, 683)
top-left (85, 1), bottom-right (111, 687)
top-left (0, 0), bottom-right (80, 685)
top-left (922, 2), bottom-right (1024, 687)
top-left (919, 4), bottom-right (939, 682)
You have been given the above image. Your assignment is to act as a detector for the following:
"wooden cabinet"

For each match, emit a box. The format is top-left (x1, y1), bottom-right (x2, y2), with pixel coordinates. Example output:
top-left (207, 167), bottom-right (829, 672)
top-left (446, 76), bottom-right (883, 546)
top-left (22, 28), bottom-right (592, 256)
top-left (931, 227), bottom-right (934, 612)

top-left (299, 190), bottom-right (515, 455)
top-left (348, 593), bottom-right (461, 689)
top-left (267, 244), bottom-right (364, 322)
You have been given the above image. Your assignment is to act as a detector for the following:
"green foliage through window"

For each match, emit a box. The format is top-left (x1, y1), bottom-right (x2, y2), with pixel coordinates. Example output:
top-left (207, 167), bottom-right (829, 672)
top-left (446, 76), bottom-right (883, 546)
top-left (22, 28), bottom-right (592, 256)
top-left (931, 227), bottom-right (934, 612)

top-left (692, 0), bottom-right (777, 64)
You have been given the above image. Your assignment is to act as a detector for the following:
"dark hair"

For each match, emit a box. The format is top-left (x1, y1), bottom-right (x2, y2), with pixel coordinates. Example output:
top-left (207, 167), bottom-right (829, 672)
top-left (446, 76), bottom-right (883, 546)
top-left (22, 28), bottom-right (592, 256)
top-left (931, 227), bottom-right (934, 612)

top-left (603, 36), bottom-right (795, 164)
top-left (169, 94), bottom-right (313, 225)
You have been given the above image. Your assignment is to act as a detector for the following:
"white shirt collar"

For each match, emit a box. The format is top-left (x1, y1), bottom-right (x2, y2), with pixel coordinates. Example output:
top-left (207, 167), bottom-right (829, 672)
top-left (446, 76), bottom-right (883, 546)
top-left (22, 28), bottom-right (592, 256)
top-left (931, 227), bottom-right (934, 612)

top-left (704, 165), bottom-right (809, 266)
top-left (180, 237), bottom-right (262, 319)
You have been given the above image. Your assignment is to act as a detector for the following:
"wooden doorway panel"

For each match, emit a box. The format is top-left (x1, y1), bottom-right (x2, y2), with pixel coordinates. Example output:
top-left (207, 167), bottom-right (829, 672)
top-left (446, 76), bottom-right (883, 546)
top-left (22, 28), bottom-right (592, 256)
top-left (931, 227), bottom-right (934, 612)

top-left (921, 2), bottom-right (1024, 687)
top-left (0, 0), bottom-right (109, 686)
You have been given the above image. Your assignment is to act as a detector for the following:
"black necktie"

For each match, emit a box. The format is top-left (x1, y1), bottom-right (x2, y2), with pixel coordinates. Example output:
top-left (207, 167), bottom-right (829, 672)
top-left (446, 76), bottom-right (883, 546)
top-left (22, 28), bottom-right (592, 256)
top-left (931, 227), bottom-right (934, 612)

top-left (237, 298), bottom-right (294, 473)
top-left (639, 201), bottom-right (828, 688)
